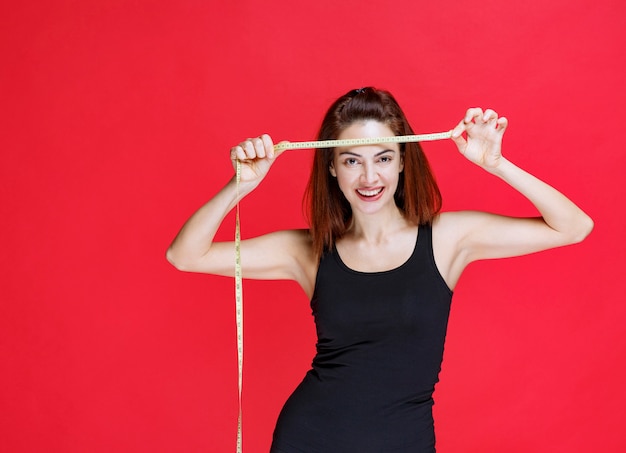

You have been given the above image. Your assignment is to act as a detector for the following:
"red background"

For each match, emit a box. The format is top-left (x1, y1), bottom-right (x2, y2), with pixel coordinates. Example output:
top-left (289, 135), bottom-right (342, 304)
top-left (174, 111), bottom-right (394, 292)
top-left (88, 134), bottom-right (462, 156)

top-left (2, 0), bottom-right (625, 451)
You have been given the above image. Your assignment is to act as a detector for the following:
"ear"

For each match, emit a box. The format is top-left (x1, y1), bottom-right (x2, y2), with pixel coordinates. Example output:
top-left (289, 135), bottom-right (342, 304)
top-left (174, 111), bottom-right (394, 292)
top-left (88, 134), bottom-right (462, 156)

top-left (399, 154), bottom-right (404, 173)
top-left (329, 162), bottom-right (337, 177)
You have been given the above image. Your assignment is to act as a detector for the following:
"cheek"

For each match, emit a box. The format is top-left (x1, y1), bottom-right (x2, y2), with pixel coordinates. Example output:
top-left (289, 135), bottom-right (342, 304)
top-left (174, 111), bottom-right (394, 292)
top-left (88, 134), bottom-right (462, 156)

top-left (385, 167), bottom-right (403, 193)
top-left (334, 172), bottom-right (351, 192)
top-left (332, 169), bottom-right (359, 197)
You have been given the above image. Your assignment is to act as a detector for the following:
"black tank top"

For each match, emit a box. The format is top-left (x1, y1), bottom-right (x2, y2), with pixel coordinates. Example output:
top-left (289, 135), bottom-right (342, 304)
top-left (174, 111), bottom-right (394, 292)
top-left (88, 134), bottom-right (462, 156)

top-left (271, 224), bottom-right (453, 452)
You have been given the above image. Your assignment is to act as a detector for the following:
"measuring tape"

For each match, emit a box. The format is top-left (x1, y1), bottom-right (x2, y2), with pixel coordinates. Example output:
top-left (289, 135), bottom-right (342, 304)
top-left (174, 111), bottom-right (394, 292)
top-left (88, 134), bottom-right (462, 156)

top-left (234, 159), bottom-right (244, 453)
top-left (272, 131), bottom-right (452, 151)
top-left (233, 131), bottom-right (451, 452)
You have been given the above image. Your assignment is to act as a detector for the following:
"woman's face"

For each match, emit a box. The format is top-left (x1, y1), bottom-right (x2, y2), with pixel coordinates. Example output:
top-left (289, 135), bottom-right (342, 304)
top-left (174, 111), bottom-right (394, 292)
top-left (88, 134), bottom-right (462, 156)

top-left (330, 120), bottom-right (403, 215)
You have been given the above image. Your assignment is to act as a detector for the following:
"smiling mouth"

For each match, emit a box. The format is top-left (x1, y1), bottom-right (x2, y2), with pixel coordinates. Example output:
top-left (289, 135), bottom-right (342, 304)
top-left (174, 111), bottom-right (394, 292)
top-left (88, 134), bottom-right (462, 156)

top-left (356, 188), bottom-right (383, 197)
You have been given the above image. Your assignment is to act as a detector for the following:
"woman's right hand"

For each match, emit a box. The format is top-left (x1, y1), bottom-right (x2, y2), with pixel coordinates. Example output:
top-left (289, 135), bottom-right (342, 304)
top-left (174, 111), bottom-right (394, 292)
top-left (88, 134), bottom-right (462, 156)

top-left (230, 134), bottom-right (287, 187)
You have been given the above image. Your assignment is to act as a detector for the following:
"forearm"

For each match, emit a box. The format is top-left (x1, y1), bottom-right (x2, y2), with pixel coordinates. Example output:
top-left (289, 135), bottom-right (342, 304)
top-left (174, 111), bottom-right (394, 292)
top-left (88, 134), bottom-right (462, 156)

top-left (491, 158), bottom-right (594, 242)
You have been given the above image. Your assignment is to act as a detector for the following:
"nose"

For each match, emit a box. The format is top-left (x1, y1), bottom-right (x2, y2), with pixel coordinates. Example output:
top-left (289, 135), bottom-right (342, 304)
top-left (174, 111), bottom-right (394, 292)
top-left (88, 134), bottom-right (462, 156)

top-left (360, 162), bottom-right (379, 185)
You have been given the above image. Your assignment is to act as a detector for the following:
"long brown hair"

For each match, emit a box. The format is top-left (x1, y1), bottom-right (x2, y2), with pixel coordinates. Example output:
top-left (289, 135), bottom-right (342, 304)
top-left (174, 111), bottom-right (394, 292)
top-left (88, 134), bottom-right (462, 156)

top-left (304, 87), bottom-right (442, 257)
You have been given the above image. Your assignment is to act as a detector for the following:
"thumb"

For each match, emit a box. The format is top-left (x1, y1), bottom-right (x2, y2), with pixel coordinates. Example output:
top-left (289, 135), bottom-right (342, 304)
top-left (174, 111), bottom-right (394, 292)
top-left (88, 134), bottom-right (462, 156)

top-left (450, 120), bottom-right (467, 149)
top-left (271, 141), bottom-right (290, 159)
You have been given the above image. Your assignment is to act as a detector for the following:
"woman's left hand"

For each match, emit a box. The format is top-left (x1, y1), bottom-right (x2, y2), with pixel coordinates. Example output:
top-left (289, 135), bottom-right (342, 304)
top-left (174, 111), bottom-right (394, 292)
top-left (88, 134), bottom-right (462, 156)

top-left (451, 107), bottom-right (508, 171)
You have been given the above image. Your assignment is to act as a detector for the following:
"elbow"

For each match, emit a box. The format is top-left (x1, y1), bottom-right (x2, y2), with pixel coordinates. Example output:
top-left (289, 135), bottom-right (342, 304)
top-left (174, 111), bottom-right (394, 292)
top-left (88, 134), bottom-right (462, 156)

top-left (166, 247), bottom-right (189, 271)
top-left (569, 213), bottom-right (594, 245)
top-left (166, 244), bottom-right (210, 273)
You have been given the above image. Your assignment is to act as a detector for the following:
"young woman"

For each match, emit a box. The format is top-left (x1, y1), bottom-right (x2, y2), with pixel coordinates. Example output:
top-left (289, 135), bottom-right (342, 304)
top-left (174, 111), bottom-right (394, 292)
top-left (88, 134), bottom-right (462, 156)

top-left (167, 87), bottom-right (593, 452)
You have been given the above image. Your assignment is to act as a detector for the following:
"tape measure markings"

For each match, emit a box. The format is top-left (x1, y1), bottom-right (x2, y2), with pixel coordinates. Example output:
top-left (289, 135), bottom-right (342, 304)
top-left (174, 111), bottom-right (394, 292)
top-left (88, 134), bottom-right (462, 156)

top-left (272, 131), bottom-right (452, 151)
top-left (235, 159), bottom-right (243, 453)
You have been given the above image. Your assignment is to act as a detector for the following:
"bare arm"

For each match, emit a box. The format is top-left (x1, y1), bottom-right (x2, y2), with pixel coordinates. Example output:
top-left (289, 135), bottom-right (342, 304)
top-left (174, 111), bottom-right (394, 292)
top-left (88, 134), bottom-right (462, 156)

top-left (434, 108), bottom-right (594, 288)
top-left (166, 135), bottom-right (317, 295)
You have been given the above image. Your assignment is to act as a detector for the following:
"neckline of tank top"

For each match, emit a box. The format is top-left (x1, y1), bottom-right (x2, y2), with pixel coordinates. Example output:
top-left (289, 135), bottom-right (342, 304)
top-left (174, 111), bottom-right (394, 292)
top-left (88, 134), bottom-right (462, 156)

top-left (331, 225), bottom-right (422, 276)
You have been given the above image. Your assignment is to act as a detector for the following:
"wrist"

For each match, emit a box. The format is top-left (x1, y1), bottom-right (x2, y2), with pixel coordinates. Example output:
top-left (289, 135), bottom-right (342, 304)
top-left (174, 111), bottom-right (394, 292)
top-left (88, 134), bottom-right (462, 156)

top-left (486, 156), bottom-right (513, 177)
top-left (227, 174), bottom-right (259, 199)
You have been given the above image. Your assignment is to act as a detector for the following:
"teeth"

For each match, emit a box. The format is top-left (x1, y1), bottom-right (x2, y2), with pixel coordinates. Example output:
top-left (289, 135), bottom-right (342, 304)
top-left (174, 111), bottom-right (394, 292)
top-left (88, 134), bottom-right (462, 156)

top-left (357, 188), bottom-right (383, 197)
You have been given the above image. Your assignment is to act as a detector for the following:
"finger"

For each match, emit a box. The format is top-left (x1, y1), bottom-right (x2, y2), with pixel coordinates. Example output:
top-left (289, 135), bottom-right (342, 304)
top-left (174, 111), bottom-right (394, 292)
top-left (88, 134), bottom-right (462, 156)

top-left (274, 141), bottom-right (290, 158)
top-left (260, 134), bottom-right (275, 158)
top-left (496, 116), bottom-right (508, 134)
top-left (451, 119), bottom-right (468, 148)
top-left (464, 107), bottom-right (484, 124)
top-left (451, 119), bottom-right (466, 139)
top-left (231, 145), bottom-right (247, 162)
top-left (252, 137), bottom-right (266, 159)
top-left (240, 139), bottom-right (257, 159)
top-left (483, 109), bottom-right (498, 124)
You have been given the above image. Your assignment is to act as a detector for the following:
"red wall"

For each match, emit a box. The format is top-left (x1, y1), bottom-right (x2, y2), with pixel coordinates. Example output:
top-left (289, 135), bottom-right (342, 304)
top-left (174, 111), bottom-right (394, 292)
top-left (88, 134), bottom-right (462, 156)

top-left (2, 0), bottom-right (624, 451)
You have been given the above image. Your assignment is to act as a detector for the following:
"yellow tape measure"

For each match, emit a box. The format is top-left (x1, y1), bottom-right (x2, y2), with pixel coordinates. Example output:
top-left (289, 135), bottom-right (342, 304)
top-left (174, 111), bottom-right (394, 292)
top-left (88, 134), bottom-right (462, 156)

top-left (235, 159), bottom-right (244, 453)
top-left (272, 131), bottom-right (452, 151)
top-left (233, 131), bottom-right (451, 452)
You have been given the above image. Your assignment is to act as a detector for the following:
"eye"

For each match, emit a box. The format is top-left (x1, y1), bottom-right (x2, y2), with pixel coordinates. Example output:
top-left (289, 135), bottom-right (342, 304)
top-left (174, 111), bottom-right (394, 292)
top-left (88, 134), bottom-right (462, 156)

top-left (378, 155), bottom-right (393, 164)
top-left (344, 157), bottom-right (360, 166)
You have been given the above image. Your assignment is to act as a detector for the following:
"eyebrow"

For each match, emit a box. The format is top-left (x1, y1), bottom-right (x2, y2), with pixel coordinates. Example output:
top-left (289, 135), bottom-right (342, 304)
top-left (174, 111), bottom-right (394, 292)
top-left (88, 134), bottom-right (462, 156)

top-left (337, 149), bottom-right (397, 157)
